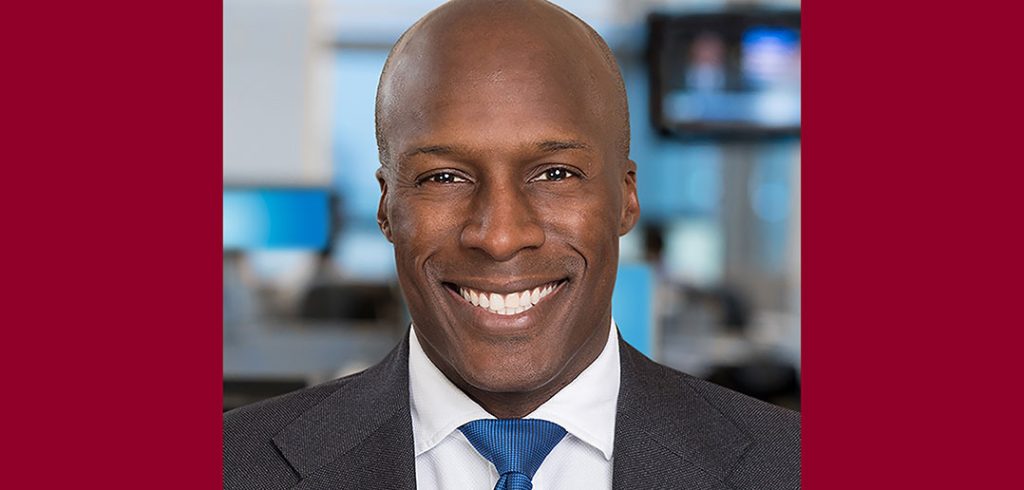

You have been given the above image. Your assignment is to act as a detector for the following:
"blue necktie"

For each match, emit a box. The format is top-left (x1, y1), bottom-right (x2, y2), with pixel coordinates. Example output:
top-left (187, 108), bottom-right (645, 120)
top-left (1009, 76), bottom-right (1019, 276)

top-left (459, 419), bottom-right (567, 490)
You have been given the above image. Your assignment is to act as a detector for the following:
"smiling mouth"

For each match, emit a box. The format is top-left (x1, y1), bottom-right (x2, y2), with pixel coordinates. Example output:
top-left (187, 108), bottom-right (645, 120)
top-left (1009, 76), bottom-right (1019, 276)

top-left (443, 280), bottom-right (566, 316)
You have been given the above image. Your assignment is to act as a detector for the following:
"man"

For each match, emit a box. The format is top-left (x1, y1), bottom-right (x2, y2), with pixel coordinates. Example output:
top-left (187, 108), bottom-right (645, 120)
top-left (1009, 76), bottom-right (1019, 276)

top-left (223, 1), bottom-right (800, 489)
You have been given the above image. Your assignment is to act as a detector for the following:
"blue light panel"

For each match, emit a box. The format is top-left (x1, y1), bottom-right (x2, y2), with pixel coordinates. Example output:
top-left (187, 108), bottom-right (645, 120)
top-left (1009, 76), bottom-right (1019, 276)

top-left (223, 188), bottom-right (331, 250)
top-left (612, 263), bottom-right (655, 357)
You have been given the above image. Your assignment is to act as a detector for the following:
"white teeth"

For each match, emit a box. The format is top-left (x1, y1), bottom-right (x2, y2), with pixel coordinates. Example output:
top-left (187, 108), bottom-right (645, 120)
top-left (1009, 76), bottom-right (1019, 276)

top-left (455, 281), bottom-right (561, 315)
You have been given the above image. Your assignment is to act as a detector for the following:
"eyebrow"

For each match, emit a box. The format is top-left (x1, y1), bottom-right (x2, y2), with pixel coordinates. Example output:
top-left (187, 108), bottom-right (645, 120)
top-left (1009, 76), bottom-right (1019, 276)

top-left (536, 139), bottom-right (591, 152)
top-left (403, 139), bottom-right (592, 159)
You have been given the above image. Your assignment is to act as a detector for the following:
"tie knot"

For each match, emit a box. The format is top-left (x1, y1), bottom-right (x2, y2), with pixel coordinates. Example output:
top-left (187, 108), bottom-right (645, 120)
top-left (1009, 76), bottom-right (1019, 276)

top-left (459, 419), bottom-right (567, 483)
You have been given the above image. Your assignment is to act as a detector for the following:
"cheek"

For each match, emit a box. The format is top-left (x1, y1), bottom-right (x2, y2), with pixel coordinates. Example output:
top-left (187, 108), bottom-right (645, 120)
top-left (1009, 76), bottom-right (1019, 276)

top-left (389, 196), bottom-right (464, 255)
top-left (388, 195), bottom-right (471, 306)
top-left (539, 187), bottom-right (621, 252)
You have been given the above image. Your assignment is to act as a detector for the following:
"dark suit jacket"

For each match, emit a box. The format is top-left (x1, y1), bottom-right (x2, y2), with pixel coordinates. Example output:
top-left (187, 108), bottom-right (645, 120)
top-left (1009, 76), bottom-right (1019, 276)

top-left (224, 336), bottom-right (800, 489)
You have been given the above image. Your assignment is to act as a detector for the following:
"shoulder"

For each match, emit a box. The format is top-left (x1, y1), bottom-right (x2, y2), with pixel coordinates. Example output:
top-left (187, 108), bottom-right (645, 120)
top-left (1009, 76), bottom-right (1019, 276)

top-left (222, 372), bottom-right (364, 489)
top-left (674, 366), bottom-right (800, 439)
top-left (224, 372), bottom-right (361, 441)
top-left (678, 369), bottom-right (801, 489)
top-left (623, 342), bottom-right (800, 431)
top-left (686, 373), bottom-right (800, 488)
top-left (620, 342), bottom-right (800, 489)
top-left (223, 337), bottom-right (411, 489)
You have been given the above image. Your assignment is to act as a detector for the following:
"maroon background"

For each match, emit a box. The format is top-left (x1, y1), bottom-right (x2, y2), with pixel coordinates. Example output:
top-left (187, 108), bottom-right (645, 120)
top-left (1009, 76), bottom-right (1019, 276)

top-left (4, 1), bottom-right (222, 487)
top-left (802, 0), bottom-right (1023, 487)
top-left (3, 0), bottom-right (1020, 487)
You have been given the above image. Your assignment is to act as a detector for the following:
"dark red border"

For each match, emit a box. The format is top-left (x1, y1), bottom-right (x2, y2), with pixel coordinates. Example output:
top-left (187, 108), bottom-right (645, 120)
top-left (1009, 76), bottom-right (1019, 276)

top-left (804, 0), bottom-right (1022, 487)
top-left (5, 1), bottom-right (222, 487)
top-left (7, 0), bottom-right (1022, 487)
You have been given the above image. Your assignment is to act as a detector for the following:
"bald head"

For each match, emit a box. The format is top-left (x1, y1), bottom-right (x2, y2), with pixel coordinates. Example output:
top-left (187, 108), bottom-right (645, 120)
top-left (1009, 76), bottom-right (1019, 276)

top-left (374, 0), bottom-right (629, 169)
top-left (371, 0), bottom-right (641, 416)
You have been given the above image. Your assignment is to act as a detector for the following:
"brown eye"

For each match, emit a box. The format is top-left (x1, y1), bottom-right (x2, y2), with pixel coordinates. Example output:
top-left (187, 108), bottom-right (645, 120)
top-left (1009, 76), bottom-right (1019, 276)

top-left (535, 167), bottom-right (575, 182)
top-left (426, 172), bottom-right (466, 184)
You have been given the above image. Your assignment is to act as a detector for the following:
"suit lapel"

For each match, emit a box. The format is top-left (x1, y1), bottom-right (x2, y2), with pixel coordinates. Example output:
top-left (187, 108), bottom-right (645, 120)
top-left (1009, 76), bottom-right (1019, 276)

top-left (266, 332), bottom-right (751, 489)
top-left (612, 339), bottom-right (752, 490)
top-left (273, 336), bottom-right (417, 490)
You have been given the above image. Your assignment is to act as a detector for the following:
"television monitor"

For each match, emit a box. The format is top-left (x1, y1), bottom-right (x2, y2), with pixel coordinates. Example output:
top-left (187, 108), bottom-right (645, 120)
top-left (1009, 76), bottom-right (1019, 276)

top-left (648, 9), bottom-right (801, 138)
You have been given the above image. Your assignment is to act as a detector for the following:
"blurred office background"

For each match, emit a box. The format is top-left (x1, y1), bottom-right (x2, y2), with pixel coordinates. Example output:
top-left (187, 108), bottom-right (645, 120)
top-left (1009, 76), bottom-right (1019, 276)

top-left (223, 0), bottom-right (801, 411)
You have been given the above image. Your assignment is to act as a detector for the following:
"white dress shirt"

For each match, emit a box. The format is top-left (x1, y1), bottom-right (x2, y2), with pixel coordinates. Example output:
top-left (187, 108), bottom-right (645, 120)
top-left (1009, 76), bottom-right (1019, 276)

top-left (409, 321), bottom-right (620, 490)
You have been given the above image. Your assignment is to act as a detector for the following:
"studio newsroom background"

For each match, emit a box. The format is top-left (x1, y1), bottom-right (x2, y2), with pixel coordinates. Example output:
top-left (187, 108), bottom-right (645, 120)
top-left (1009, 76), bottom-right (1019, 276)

top-left (223, 0), bottom-right (801, 412)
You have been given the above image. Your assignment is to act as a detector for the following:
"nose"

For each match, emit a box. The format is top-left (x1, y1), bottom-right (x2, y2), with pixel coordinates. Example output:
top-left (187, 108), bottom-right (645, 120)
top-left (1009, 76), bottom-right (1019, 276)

top-left (460, 181), bottom-right (545, 261)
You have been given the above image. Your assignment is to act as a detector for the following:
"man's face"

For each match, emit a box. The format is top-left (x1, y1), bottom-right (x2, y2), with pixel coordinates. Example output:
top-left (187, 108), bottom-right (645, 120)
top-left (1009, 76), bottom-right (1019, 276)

top-left (377, 37), bottom-right (638, 401)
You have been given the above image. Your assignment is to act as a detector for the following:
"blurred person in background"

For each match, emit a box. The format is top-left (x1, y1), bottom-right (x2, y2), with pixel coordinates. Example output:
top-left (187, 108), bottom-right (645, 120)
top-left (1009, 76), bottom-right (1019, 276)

top-left (223, 1), bottom-right (799, 489)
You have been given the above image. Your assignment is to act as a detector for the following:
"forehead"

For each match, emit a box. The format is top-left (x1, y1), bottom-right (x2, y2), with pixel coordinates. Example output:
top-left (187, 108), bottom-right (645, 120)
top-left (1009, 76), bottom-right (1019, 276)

top-left (410, 74), bottom-right (601, 153)
top-left (379, 22), bottom-right (617, 161)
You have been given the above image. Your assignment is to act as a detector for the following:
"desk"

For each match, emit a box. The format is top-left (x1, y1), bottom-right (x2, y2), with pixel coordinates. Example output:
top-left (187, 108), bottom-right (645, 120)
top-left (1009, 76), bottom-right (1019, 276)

top-left (223, 321), bottom-right (399, 410)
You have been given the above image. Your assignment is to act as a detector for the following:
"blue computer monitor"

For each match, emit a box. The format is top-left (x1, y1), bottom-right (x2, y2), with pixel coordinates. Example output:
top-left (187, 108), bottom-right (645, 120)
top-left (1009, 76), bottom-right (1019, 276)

top-left (223, 187), bottom-right (333, 250)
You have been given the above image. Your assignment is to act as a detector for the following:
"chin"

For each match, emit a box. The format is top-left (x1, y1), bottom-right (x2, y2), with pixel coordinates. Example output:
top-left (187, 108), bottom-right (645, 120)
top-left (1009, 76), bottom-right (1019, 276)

top-left (457, 345), bottom-right (564, 394)
top-left (465, 373), bottom-right (547, 395)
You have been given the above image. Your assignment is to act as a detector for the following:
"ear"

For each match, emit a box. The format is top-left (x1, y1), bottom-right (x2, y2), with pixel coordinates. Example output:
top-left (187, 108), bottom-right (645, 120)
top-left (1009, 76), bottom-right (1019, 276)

top-left (618, 159), bottom-right (640, 236)
top-left (376, 167), bottom-right (393, 243)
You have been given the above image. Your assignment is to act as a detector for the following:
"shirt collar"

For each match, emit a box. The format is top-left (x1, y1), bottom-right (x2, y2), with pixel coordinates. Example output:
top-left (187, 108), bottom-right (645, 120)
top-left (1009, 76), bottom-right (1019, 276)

top-left (408, 321), bottom-right (620, 460)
